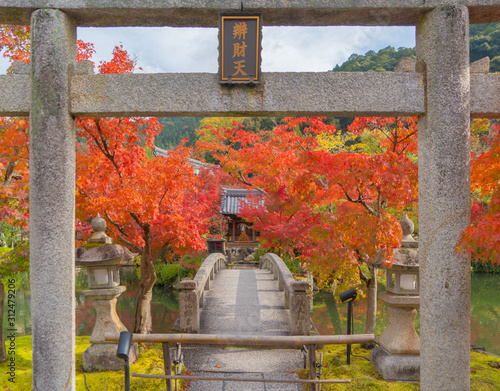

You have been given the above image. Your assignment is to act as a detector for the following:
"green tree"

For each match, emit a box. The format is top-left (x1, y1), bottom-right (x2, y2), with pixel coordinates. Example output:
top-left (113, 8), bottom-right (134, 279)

top-left (470, 23), bottom-right (500, 72)
top-left (332, 46), bottom-right (416, 72)
top-left (155, 117), bottom-right (202, 149)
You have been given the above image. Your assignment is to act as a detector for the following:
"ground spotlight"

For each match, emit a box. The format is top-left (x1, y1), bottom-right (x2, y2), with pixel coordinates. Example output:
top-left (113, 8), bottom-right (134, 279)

top-left (117, 331), bottom-right (133, 391)
top-left (339, 288), bottom-right (357, 303)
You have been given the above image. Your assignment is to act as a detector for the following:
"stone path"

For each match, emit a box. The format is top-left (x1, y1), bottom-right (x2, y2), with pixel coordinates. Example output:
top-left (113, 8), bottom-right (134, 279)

top-left (182, 269), bottom-right (303, 390)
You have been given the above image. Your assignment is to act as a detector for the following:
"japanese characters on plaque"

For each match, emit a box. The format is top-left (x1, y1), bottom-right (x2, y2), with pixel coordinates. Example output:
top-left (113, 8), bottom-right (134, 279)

top-left (218, 13), bottom-right (262, 84)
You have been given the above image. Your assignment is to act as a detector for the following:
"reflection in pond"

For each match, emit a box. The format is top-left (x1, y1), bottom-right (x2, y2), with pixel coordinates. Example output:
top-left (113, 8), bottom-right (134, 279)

top-left (4, 267), bottom-right (179, 337)
top-left (470, 274), bottom-right (500, 354)
top-left (311, 274), bottom-right (500, 356)
top-left (3, 270), bottom-right (499, 356)
top-left (311, 290), bottom-right (397, 338)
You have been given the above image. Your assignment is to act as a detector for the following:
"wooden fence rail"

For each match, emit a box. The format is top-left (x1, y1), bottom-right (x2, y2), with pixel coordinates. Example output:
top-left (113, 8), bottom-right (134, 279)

top-left (105, 332), bottom-right (375, 391)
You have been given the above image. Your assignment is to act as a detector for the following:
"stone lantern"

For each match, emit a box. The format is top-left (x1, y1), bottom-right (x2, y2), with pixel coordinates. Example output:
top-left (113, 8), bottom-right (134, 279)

top-left (76, 214), bottom-right (138, 371)
top-left (370, 215), bottom-right (420, 381)
top-left (207, 237), bottom-right (226, 254)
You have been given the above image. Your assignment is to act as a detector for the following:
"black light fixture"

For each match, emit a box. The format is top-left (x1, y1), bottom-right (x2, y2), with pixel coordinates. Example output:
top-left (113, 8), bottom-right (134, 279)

top-left (117, 331), bottom-right (133, 391)
top-left (339, 288), bottom-right (357, 365)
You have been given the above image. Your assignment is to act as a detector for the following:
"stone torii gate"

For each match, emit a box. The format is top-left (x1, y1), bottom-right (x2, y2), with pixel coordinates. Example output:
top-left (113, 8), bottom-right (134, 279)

top-left (0, 1), bottom-right (499, 390)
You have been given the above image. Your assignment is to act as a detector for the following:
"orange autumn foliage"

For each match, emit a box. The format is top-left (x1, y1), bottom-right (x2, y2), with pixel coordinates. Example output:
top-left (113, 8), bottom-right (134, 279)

top-left (196, 117), bottom-right (418, 289)
top-left (459, 120), bottom-right (500, 265)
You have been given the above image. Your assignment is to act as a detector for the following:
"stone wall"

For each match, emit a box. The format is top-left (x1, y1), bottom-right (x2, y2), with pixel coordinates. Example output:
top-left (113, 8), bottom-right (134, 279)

top-left (226, 247), bottom-right (256, 263)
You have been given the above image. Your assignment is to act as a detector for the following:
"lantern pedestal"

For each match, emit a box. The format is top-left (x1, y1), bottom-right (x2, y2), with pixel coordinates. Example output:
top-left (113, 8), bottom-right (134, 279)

top-left (377, 292), bottom-right (420, 355)
top-left (82, 286), bottom-right (138, 372)
top-left (370, 347), bottom-right (420, 382)
top-left (371, 292), bottom-right (420, 381)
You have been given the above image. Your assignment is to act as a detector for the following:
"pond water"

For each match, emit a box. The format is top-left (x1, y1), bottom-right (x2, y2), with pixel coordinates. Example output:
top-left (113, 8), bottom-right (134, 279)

top-left (3, 270), bottom-right (499, 356)
top-left (311, 273), bottom-right (500, 356)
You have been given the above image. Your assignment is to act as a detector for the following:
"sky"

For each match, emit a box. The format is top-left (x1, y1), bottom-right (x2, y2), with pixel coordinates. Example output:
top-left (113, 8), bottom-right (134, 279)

top-left (65, 25), bottom-right (416, 74)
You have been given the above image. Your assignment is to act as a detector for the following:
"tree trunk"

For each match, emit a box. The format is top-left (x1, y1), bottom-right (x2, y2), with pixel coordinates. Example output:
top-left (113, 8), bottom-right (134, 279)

top-left (133, 252), bottom-right (157, 334)
top-left (364, 264), bottom-right (378, 336)
top-left (0, 279), bottom-right (6, 363)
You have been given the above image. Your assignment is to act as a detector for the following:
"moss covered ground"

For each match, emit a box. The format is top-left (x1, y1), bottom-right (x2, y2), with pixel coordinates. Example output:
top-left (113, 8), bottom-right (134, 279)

top-left (0, 336), bottom-right (183, 390)
top-left (1, 336), bottom-right (499, 390)
top-left (296, 344), bottom-right (500, 390)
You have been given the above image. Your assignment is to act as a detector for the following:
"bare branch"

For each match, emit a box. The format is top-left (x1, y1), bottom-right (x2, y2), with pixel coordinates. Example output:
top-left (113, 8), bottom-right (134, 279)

top-left (118, 234), bottom-right (142, 254)
top-left (358, 264), bottom-right (370, 285)
top-left (3, 159), bottom-right (16, 186)
top-left (236, 170), bottom-right (269, 196)
top-left (94, 120), bottom-right (122, 178)
top-left (338, 182), bottom-right (380, 218)
top-left (104, 211), bottom-right (128, 238)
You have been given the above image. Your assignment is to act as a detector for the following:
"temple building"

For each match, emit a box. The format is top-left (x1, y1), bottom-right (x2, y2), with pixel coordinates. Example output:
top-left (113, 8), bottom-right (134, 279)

top-left (220, 188), bottom-right (262, 249)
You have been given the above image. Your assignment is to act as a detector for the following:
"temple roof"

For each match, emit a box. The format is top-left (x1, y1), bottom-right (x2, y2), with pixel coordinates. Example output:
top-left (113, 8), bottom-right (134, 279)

top-left (220, 188), bottom-right (264, 216)
top-left (153, 145), bottom-right (204, 174)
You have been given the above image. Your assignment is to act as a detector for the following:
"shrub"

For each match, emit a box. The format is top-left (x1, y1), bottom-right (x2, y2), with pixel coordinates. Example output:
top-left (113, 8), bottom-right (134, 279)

top-left (155, 264), bottom-right (189, 287)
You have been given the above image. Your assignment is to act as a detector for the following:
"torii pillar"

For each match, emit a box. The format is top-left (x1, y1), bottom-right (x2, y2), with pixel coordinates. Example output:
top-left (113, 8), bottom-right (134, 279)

top-left (417, 6), bottom-right (471, 391)
top-left (30, 9), bottom-right (77, 390)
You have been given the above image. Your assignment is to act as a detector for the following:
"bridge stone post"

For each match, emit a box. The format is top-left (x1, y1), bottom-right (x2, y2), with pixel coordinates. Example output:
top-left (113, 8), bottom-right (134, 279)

top-left (289, 281), bottom-right (310, 335)
top-left (179, 280), bottom-right (200, 333)
top-left (30, 9), bottom-right (77, 391)
top-left (416, 6), bottom-right (471, 391)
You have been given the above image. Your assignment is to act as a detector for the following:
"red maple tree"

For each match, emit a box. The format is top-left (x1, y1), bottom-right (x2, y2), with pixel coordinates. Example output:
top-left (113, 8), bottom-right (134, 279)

top-left (196, 116), bottom-right (419, 334)
top-left (0, 27), bottom-right (220, 334)
top-left (458, 119), bottom-right (500, 266)
top-left (0, 26), bottom-right (95, 237)
top-left (76, 47), bottom-right (219, 333)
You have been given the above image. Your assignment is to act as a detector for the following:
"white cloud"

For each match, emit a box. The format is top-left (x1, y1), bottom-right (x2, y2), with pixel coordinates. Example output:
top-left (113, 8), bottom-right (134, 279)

top-left (77, 25), bottom-right (415, 73)
top-left (261, 26), bottom-right (415, 72)
top-left (77, 27), bottom-right (219, 73)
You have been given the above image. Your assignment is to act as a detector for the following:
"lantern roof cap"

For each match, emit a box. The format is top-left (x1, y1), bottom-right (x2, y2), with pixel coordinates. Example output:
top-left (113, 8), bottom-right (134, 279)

top-left (400, 214), bottom-right (418, 248)
top-left (373, 215), bottom-right (419, 268)
top-left (207, 237), bottom-right (226, 242)
top-left (393, 247), bottom-right (419, 268)
top-left (373, 247), bottom-right (419, 269)
top-left (88, 214), bottom-right (113, 244)
top-left (75, 244), bottom-right (137, 267)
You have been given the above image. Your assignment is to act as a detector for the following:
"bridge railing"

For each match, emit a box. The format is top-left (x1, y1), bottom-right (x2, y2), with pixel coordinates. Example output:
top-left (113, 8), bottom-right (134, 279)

top-left (178, 252), bottom-right (227, 333)
top-left (260, 253), bottom-right (310, 335)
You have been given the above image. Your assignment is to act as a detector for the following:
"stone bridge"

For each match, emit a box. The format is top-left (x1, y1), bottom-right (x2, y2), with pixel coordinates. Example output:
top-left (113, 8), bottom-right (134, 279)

top-left (175, 252), bottom-right (311, 390)
top-left (178, 252), bottom-right (311, 336)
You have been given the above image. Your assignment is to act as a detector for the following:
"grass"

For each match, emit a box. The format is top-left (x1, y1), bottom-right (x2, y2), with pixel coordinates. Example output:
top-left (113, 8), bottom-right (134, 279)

top-left (1, 336), bottom-right (499, 390)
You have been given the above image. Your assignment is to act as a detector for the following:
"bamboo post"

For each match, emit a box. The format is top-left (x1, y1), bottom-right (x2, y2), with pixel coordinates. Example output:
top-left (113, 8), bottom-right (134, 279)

top-left (163, 342), bottom-right (173, 391)
top-left (105, 332), bottom-right (375, 347)
top-left (133, 373), bottom-right (350, 385)
top-left (309, 344), bottom-right (317, 391)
